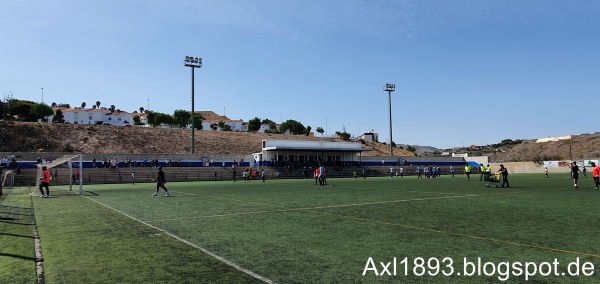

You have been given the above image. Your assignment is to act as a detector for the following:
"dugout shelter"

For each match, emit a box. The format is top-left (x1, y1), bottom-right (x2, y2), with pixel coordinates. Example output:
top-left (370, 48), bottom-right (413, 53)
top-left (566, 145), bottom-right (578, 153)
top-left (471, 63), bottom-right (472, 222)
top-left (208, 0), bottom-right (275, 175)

top-left (254, 139), bottom-right (366, 166)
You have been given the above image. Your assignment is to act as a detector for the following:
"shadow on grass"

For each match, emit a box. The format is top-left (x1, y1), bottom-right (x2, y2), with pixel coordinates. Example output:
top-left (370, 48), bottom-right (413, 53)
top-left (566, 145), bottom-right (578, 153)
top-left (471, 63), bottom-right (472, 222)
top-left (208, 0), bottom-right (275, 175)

top-left (0, 211), bottom-right (33, 216)
top-left (0, 232), bottom-right (34, 238)
top-left (0, 205), bottom-right (32, 210)
top-left (0, 252), bottom-right (36, 261)
top-left (0, 219), bottom-right (31, 225)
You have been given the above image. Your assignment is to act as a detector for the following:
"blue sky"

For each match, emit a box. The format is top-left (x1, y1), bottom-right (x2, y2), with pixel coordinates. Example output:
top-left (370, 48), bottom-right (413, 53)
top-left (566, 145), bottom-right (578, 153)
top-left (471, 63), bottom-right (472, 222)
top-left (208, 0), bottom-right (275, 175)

top-left (2, 1), bottom-right (599, 149)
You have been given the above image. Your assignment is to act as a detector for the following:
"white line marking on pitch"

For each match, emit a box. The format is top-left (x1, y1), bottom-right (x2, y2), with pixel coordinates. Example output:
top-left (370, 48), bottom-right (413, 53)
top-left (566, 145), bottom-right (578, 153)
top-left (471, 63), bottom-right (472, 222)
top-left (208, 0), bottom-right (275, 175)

top-left (82, 196), bottom-right (276, 284)
top-left (158, 187), bottom-right (567, 222)
top-left (170, 191), bottom-right (197, 196)
top-left (288, 184), bottom-right (474, 196)
top-left (150, 194), bottom-right (479, 221)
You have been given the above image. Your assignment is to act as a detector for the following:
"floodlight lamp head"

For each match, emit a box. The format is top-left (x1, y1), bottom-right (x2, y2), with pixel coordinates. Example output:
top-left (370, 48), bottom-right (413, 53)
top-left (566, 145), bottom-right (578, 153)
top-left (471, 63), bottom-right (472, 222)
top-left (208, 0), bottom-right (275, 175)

top-left (384, 83), bottom-right (396, 92)
top-left (184, 56), bottom-right (202, 68)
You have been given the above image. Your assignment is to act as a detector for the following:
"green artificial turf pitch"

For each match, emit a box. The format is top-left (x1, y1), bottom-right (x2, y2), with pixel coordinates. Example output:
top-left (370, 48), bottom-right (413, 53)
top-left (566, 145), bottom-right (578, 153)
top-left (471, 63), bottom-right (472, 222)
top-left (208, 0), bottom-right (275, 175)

top-left (5, 173), bottom-right (600, 283)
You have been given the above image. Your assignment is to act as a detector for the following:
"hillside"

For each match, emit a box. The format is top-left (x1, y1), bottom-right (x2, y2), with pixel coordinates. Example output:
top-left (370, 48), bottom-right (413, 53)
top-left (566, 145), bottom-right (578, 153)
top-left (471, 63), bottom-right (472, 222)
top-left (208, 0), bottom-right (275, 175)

top-left (5, 121), bottom-right (594, 161)
top-left (0, 121), bottom-right (414, 156)
top-left (466, 134), bottom-right (600, 162)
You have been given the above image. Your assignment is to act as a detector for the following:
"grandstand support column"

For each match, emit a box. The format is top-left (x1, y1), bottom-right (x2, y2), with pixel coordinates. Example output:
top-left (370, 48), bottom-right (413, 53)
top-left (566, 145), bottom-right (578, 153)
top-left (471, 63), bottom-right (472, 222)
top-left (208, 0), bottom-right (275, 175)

top-left (184, 56), bottom-right (202, 154)
top-left (384, 83), bottom-right (396, 156)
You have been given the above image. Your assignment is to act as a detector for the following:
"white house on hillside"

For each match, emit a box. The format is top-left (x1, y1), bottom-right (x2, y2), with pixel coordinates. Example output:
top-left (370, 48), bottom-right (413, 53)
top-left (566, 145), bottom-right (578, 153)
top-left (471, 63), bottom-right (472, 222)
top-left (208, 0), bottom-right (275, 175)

top-left (257, 123), bottom-right (282, 133)
top-left (357, 132), bottom-right (379, 142)
top-left (201, 119), bottom-right (248, 131)
top-left (106, 111), bottom-right (133, 126)
top-left (60, 108), bottom-right (133, 126)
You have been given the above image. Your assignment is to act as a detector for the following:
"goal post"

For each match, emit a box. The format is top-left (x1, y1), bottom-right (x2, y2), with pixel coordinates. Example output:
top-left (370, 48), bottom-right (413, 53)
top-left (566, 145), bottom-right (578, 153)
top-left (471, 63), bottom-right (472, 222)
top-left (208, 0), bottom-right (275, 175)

top-left (36, 154), bottom-right (83, 195)
top-left (1, 169), bottom-right (14, 189)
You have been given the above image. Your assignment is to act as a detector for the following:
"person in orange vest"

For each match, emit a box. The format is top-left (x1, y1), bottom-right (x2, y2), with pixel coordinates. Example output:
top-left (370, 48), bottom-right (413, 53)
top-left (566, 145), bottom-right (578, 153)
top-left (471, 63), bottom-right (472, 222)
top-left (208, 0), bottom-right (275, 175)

top-left (314, 167), bottom-right (320, 185)
top-left (591, 162), bottom-right (600, 190)
top-left (39, 166), bottom-right (51, 198)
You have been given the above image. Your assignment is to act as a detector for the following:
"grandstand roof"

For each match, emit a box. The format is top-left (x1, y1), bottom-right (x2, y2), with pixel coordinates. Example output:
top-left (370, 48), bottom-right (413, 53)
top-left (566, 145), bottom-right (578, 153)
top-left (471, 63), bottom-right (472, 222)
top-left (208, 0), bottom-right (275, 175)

top-left (262, 139), bottom-right (365, 152)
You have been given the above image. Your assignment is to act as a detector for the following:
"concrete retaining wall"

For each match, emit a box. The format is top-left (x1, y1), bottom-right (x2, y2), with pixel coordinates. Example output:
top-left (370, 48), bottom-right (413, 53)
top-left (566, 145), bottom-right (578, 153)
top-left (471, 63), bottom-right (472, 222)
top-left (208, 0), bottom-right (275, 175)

top-left (0, 152), bottom-right (254, 163)
top-left (489, 162), bottom-right (571, 174)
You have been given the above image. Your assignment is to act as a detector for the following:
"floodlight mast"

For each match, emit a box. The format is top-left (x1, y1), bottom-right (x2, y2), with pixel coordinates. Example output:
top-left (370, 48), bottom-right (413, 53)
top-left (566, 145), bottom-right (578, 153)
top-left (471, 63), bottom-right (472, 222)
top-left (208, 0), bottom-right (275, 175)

top-left (184, 56), bottom-right (202, 154)
top-left (384, 83), bottom-right (395, 156)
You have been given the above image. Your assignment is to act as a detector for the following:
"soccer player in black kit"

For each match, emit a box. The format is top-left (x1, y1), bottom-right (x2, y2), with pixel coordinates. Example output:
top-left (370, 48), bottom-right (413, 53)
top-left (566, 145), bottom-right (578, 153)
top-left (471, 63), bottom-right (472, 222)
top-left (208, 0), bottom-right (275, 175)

top-left (152, 166), bottom-right (170, 196)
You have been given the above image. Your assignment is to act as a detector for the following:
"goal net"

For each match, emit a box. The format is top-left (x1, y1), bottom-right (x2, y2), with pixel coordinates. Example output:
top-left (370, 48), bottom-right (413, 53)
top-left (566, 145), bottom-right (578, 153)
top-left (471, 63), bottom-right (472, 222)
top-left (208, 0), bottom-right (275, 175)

top-left (36, 154), bottom-right (83, 195)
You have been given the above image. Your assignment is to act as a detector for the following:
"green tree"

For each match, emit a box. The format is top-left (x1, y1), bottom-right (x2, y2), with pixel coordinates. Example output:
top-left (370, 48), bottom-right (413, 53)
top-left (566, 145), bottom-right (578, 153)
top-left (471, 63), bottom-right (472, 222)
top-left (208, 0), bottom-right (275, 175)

top-left (139, 107), bottom-right (145, 114)
top-left (132, 115), bottom-right (143, 125)
top-left (81, 102), bottom-right (86, 108)
top-left (30, 103), bottom-right (54, 122)
top-left (335, 131), bottom-right (351, 141)
top-left (164, 114), bottom-right (176, 128)
top-left (57, 103), bottom-right (70, 108)
top-left (316, 127), bottom-right (324, 137)
top-left (407, 145), bottom-right (417, 153)
top-left (261, 118), bottom-right (274, 125)
top-left (217, 120), bottom-right (232, 131)
top-left (266, 122), bottom-right (278, 133)
top-left (335, 126), bottom-right (351, 141)
top-left (154, 113), bottom-right (175, 128)
top-left (95, 101), bottom-right (101, 108)
top-left (248, 117), bottom-right (261, 132)
top-left (146, 111), bottom-right (157, 127)
top-left (173, 109), bottom-right (192, 128)
top-left (192, 115), bottom-right (203, 130)
top-left (9, 99), bottom-right (36, 121)
top-left (304, 126), bottom-right (312, 136)
top-left (0, 98), bottom-right (6, 120)
top-left (279, 119), bottom-right (306, 135)
top-left (52, 108), bottom-right (64, 123)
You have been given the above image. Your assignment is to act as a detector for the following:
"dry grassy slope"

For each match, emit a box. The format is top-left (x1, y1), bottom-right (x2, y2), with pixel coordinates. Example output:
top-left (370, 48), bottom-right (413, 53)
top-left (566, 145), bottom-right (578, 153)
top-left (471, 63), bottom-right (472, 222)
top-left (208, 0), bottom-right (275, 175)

top-left (362, 139), bottom-right (416, 157)
top-left (6, 121), bottom-right (594, 159)
top-left (0, 121), bottom-right (405, 156)
top-left (481, 133), bottom-right (600, 162)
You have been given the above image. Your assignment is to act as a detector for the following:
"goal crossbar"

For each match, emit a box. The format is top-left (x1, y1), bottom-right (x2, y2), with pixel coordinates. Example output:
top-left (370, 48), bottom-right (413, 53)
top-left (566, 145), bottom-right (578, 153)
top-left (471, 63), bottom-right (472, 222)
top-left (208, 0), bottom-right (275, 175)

top-left (35, 154), bottom-right (83, 195)
top-left (42, 155), bottom-right (81, 169)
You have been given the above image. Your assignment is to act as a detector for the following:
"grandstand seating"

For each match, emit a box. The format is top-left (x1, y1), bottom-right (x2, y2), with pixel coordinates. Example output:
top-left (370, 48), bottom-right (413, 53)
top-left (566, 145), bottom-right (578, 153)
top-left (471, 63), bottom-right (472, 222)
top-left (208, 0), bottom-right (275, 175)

top-left (10, 164), bottom-right (472, 187)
